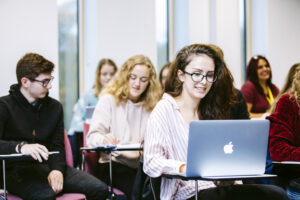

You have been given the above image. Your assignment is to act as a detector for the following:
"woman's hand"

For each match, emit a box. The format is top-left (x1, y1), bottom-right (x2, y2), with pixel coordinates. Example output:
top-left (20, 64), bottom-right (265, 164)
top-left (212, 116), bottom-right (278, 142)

top-left (102, 133), bottom-right (120, 145)
top-left (179, 164), bottom-right (187, 173)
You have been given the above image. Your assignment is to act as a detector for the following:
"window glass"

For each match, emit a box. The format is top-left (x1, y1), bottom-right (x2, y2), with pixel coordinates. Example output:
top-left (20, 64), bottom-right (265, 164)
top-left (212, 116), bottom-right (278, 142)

top-left (58, 0), bottom-right (79, 130)
top-left (156, 0), bottom-right (169, 72)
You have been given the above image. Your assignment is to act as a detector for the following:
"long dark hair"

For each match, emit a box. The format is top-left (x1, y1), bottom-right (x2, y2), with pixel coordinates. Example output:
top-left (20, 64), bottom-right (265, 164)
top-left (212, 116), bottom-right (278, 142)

top-left (165, 44), bottom-right (236, 119)
top-left (246, 55), bottom-right (273, 96)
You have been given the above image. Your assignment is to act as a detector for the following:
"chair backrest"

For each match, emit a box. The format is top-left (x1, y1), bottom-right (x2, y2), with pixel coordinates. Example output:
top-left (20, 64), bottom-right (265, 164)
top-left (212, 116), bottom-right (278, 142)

top-left (83, 123), bottom-right (90, 147)
top-left (64, 130), bottom-right (74, 167)
top-left (83, 123), bottom-right (99, 175)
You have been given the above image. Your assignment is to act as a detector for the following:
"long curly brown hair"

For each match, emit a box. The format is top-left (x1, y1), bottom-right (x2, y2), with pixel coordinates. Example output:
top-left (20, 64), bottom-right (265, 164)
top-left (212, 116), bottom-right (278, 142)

top-left (165, 44), bottom-right (236, 119)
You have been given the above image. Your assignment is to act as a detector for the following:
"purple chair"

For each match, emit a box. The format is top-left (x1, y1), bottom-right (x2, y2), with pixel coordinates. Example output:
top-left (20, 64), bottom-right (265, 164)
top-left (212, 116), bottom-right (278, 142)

top-left (0, 193), bottom-right (86, 200)
top-left (0, 132), bottom-right (86, 200)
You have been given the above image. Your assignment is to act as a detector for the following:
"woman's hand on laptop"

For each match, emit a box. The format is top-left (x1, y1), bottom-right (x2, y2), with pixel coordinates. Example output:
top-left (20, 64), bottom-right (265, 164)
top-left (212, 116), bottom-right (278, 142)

top-left (179, 164), bottom-right (187, 173)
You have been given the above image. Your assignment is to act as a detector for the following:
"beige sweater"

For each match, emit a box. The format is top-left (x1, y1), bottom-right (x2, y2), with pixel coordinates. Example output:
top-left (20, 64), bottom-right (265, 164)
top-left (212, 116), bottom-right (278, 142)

top-left (86, 94), bottom-right (149, 168)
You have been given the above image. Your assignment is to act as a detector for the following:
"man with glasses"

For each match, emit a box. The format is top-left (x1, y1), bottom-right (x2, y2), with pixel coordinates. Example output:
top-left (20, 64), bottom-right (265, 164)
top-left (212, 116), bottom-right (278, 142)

top-left (0, 53), bottom-right (108, 200)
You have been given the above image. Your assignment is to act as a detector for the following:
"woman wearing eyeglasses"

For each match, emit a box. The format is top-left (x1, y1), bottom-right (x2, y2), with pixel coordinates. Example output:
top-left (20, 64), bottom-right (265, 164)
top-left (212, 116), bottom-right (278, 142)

top-left (241, 55), bottom-right (279, 118)
top-left (86, 55), bottom-right (161, 199)
top-left (143, 44), bottom-right (288, 200)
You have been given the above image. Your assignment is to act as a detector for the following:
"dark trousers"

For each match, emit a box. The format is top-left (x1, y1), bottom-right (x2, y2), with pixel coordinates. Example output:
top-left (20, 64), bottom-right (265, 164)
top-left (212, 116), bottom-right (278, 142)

top-left (5, 164), bottom-right (108, 200)
top-left (187, 184), bottom-right (289, 200)
top-left (69, 132), bottom-right (83, 168)
top-left (98, 161), bottom-right (137, 200)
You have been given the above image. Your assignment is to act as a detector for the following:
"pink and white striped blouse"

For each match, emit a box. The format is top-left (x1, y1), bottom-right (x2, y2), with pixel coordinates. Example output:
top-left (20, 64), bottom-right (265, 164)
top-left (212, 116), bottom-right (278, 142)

top-left (143, 93), bottom-right (215, 200)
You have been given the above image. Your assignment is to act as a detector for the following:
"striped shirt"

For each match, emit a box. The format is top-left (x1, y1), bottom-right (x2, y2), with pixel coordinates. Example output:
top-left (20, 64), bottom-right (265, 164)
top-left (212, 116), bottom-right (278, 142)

top-left (143, 93), bottom-right (215, 200)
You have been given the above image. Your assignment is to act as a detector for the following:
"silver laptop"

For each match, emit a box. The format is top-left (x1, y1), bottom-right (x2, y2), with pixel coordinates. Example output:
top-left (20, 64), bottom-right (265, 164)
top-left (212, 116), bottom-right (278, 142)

top-left (85, 106), bottom-right (95, 119)
top-left (185, 120), bottom-right (271, 179)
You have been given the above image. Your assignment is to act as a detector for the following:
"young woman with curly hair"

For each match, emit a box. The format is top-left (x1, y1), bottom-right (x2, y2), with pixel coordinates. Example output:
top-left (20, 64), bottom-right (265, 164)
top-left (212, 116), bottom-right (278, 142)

top-left (86, 54), bottom-right (161, 199)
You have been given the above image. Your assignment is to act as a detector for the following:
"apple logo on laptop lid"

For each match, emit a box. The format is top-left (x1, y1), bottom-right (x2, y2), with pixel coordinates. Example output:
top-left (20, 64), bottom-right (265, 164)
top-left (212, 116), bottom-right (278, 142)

top-left (224, 141), bottom-right (234, 154)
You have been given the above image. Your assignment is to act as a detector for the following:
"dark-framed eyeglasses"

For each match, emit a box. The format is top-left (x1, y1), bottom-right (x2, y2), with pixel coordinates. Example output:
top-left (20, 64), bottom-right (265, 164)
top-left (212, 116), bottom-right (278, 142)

top-left (182, 70), bottom-right (217, 83)
top-left (28, 76), bottom-right (54, 87)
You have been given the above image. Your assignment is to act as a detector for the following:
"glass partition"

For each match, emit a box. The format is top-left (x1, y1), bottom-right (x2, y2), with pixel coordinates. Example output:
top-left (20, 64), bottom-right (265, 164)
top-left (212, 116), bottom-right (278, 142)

top-left (58, 0), bottom-right (79, 130)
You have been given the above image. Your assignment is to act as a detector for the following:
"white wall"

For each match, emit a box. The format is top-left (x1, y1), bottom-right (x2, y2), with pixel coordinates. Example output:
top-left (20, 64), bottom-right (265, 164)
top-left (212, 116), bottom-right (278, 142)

top-left (252, 0), bottom-right (300, 90)
top-left (174, 0), bottom-right (189, 55)
top-left (252, 0), bottom-right (268, 56)
top-left (188, 0), bottom-right (244, 88)
top-left (267, 0), bottom-right (300, 89)
top-left (215, 0), bottom-right (243, 88)
top-left (0, 0), bottom-right (59, 99)
top-left (189, 0), bottom-right (210, 44)
top-left (181, 0), bottom-right (300, 90)
top-left (84, 0), bottom-right (157, 91)
top-left (1, 0), bottom-right (299, 100)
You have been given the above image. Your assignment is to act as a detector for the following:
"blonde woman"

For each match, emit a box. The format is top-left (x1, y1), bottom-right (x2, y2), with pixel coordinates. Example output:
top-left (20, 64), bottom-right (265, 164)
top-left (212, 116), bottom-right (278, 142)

top-left (268, 63), bottom-right (300, 114)
top-left (267, 66), bottom-right (300, 199)
top-left (87, 55), bottom-right (161, 199)
top-left (68, 58), bottom-right (117, 136)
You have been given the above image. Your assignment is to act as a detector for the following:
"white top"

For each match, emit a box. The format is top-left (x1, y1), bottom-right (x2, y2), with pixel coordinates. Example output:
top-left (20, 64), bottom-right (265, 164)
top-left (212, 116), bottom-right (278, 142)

top-left (87, 94), bottom-right (149, 168)
top-left (143, 93), bottom-right (215, 200)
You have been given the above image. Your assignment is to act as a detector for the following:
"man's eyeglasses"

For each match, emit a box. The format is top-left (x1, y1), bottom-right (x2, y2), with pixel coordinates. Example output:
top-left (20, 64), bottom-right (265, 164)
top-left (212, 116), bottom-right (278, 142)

top-left (28, 76), bottom-right (54, 87)
top-left (182, 70), bottom-right (217, 83)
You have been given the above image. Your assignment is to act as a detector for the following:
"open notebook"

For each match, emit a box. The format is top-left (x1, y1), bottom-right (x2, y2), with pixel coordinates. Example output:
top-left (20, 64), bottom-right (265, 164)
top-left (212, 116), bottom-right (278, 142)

top-left (81, 143), bottom-right (141, 151)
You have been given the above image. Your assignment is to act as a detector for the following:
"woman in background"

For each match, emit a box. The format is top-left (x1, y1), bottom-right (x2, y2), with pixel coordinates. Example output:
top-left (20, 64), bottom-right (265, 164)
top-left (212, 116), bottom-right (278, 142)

top-left (159, 62), bottom-right (171, 90)
top-left (67, 58), bottom-right (117, 166)
top-left (68, 58), bottom-right (117, 136)
top-left (267, 67), bottom-right (300, 200)
top-left (268, 63), bottom-right (300, 114)
top-left (241, 55), bottom-right (279, 118)
top-left (143, 44), bottom-right (288, 200)
top-left (86, 55), bottom-right (161, 199)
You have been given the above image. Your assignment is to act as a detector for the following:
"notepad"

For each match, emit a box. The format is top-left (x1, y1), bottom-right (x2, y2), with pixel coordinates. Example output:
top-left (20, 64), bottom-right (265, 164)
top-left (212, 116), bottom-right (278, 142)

top-left (48, 151), bottom-right (60, 155)
top-left (0, 151), bottom-right (60, 158)
top-left (116, 143), bottom-right (141, 150)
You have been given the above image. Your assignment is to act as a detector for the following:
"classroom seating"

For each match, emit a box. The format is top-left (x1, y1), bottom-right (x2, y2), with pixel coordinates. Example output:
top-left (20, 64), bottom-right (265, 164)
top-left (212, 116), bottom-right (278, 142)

top-left (0, 132), bottom-right (86, 200)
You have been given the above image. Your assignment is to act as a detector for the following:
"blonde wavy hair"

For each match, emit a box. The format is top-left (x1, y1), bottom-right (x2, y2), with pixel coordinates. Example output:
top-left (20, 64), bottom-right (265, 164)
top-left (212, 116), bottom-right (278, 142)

top-left (93, 58), bottom-right (118, 97)
top-left (102, 55), bottom-right (161, 112)
top-left (269, 63), bottom-right (300, 114)
top-left (291, 66), bottom-right (300, 108)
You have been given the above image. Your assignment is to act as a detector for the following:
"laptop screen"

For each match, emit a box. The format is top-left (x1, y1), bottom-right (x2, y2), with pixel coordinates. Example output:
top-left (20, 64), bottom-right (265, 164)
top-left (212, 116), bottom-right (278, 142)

top-left (85, 106), bottom-right (95, 119)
